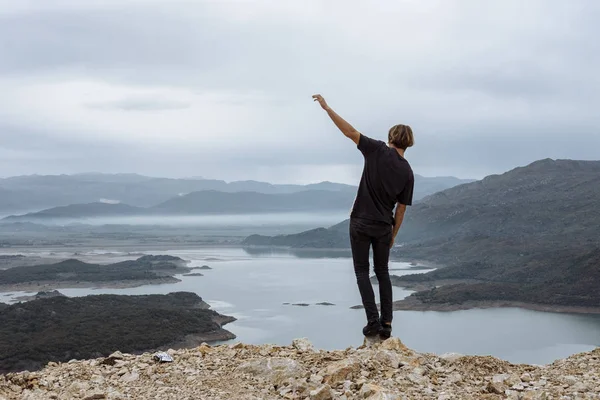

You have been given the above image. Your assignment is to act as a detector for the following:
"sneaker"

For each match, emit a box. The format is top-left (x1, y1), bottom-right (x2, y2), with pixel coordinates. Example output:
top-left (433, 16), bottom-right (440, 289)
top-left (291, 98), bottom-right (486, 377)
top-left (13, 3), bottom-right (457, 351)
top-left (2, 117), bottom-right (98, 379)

top-left (379, 320), bottom-right (392, 340)
top-left (362, 319), bottom-right (382, 337)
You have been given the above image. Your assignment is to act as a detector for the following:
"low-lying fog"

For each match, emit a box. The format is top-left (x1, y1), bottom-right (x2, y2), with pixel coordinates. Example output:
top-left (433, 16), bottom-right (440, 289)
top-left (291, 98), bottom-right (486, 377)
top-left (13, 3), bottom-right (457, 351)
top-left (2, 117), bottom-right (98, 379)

top-left (10, 212), bottom-right (350, 228)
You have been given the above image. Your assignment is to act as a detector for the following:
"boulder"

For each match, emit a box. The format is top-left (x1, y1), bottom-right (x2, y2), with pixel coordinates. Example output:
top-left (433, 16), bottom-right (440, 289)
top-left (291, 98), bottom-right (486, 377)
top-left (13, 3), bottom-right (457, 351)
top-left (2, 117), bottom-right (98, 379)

top-left (321, 358), bottom-right (361, 384)
top-left (236, 358), bottom-right (306, 385)
top-left (380, 338), bottom-right (409, 353)
top-left (292, 338), bottom-right (315, 353)
top-left (373, 350), bottom-right (401, 369)
top-left (439, 353), bottom-right (463, 363)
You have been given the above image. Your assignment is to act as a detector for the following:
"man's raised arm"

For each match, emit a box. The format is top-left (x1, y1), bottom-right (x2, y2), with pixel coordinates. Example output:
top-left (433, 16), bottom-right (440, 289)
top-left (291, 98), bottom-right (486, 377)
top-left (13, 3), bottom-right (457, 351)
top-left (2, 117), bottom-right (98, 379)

top-left (312, 94), bottom-right (360, 145)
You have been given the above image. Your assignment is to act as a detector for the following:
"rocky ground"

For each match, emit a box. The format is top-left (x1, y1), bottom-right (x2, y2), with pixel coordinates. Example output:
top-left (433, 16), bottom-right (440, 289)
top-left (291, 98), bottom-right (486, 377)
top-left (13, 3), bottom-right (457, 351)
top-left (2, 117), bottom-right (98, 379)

top-left (0, 338), bottom-right (598, 400)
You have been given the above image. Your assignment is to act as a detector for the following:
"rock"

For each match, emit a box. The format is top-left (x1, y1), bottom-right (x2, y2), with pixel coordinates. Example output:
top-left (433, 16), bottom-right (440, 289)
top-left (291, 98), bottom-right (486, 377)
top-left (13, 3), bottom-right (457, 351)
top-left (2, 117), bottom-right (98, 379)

top-left (362, 336), bottom-right (383, 349)
top-left (373, 350), bottom-right (401, 368)
top-left (407, 373), bottom-right (428, 386)
top-left (321, 358), bottom-right (361, 385)
top-left (108, 351), bottom-right (124, 360)
top-left (359, 383), bottom-right (398, 400)
top-left (1, 338), bottom-right (598, 400)
top-left (486, 381), bottom-right (506, 394)
top-left (562, 375), bottom-right (578, 386)
top-left (292, 338), bottom-right (315, 353)
top-left (520, 372), bottom-right (532, 382)
top-left (236, 358), bottom-right (306, 385)
top-left (492, 373), bottom-right (520, 386)
top-left (309, 384), bottom-right (333, 400)
top-left (367, 393), bottom-right (399, 400)
top-left (446, 372), bottom-right (462, 385)
top-left (439, 352), bottom-right (463, 363)
top-left (197, 344), bottom-right (212, 355)
top-left (380, 338), bottom-right (408, 353)
top-left (120, 372), bottom-right (139, 383)
top-left (504, 390), bottom-right (520, 400)
top-left (570, 381), bottom-right (589, 392)
top-left (359, 383), bottom-right (380, 397)
top-left (83, 394), bottom-right (106, 400)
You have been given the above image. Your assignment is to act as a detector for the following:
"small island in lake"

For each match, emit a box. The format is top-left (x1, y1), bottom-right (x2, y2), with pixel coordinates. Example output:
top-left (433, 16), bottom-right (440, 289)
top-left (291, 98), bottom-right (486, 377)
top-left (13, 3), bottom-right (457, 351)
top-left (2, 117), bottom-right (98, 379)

top-left (0, 255), bottom-right (193, 292)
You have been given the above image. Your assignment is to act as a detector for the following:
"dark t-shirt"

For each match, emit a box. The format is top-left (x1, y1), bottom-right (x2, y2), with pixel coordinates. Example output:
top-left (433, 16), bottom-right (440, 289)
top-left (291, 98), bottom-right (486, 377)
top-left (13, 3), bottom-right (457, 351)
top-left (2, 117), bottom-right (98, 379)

top-left (350, 134), bottom-right (414, 225)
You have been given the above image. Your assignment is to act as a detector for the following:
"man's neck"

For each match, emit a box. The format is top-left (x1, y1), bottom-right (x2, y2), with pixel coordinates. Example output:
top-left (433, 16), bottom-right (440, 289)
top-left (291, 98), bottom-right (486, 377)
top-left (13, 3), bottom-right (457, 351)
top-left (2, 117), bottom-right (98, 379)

top-left (389, 144), bottom-right (405, 158)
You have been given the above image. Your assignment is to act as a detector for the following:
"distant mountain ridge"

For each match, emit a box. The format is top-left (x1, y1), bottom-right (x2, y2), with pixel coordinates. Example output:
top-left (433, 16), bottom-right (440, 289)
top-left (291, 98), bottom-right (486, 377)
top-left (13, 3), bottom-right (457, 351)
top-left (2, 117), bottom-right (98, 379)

top-left (0, 173), bottom-right (472, 214)
top-left (1, 190), bottom-right (356, 222)
top-left (2, 203), bottom-right (145, 222)
top-left (0, 174), bottom-right (473, 221)
top-left (152, 190), bottom-right (356, 214)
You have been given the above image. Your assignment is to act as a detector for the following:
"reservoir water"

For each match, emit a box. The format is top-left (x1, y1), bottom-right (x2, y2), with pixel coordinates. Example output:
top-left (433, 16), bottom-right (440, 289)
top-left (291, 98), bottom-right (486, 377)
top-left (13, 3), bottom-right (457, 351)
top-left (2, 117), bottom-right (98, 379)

top-left (3, 247), bottom-right (599, 365)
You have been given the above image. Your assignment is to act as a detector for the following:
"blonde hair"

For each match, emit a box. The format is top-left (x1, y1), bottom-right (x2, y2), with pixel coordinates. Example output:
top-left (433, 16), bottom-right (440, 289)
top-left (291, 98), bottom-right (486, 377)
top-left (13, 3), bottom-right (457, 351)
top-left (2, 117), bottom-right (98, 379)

top-left (388, 124), bottom-right (414, 150)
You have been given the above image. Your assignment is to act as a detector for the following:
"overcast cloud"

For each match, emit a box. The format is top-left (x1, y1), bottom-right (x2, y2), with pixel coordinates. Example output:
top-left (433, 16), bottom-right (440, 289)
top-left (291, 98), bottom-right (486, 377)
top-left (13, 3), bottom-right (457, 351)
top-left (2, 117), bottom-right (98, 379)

top-left (0, 0), bottom-right (598, 183)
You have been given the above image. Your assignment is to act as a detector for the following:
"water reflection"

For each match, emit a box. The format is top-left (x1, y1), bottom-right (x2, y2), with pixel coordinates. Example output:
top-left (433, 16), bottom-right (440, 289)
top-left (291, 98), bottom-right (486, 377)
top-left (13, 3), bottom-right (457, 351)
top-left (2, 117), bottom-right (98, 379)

top-left (241, 246), bottom-right (352, 259)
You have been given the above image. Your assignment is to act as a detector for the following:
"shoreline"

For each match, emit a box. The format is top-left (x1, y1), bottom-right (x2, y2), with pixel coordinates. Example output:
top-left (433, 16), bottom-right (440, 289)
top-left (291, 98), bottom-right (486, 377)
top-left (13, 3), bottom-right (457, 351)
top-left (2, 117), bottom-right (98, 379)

top-left (156, 315), bottom-right (237, 350)
top-left (393, 296), bottom-right (600, 315)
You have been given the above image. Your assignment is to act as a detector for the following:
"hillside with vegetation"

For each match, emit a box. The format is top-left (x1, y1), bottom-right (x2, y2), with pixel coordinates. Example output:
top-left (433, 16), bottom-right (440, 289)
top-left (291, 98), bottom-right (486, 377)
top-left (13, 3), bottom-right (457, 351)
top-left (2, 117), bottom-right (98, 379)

top-left (0, 292), bottom-right (235, 373)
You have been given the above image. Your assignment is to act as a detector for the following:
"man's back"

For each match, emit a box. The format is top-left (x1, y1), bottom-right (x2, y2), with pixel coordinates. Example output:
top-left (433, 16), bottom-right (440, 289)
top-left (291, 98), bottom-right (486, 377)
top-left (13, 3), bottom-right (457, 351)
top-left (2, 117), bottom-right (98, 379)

top-left (351, 134), bottom-right (414, 225)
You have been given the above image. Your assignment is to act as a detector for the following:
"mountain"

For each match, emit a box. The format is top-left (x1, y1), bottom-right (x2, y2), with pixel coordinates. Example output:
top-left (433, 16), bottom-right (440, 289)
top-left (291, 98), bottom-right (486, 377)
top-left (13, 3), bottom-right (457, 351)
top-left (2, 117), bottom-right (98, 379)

top-left (413, 174), bottom-right (475, 201)
top-left (1, 190), bottom-right (355, 222)
top-left (242, 159), bottom-right (600, 309)
top-left (0, 174), bottom-right (354, 213)
top-left (150, 190), bottom-right (356, 214)
top-left (1, 202), bottom-right (145, 223)
top-left (244, 220), bottom-right (349, 248)
top-left (0, 187), bottom-right (49, 214)
top-left (0, 173), bottom-right (471, 213)
top-left (0, 188), bottom-right (18, 212)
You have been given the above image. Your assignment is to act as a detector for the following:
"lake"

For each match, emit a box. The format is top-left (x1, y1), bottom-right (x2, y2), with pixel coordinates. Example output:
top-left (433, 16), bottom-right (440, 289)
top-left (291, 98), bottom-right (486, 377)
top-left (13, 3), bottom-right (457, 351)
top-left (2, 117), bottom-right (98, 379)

top-left (3, 247), bottom-right (599, 365)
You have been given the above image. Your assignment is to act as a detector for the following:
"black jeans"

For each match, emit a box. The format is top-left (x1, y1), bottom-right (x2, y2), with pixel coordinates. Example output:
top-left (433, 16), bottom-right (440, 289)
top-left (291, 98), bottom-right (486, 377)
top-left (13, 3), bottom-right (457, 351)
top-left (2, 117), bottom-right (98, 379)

top-left (349, 217), bottom-right (393, 324)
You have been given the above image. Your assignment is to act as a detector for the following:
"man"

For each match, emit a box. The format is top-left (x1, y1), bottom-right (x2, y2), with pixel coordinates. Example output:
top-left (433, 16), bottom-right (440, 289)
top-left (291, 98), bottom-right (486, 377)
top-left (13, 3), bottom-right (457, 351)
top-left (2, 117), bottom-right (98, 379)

top-left (312, 94), bottom-right (414, 339)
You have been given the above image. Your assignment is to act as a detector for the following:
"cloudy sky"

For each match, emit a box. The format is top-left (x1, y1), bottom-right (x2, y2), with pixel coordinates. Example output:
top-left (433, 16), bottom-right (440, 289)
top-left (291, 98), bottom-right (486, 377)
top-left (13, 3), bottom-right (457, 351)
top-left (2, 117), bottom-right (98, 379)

top-left (0, 0), bottom-right (598, 184)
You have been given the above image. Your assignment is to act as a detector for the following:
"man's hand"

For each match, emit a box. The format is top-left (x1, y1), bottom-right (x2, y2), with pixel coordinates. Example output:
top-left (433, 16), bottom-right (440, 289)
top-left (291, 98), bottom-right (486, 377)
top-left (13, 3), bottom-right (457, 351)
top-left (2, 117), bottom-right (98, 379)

top-left (390, 237), bottom-right (395, 249)
top-left (312, 94), bottom-right (360, 144)
top-left (312, 94), bottom-right (330, 110)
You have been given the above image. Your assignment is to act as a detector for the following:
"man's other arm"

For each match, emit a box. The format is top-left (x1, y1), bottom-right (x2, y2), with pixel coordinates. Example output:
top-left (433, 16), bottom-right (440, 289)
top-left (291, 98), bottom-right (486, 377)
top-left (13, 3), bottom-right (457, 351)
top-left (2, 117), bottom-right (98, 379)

top-left (390, 204), bottom-right (407, 248)
top-left (312, 94), bottom-right (360, 145)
